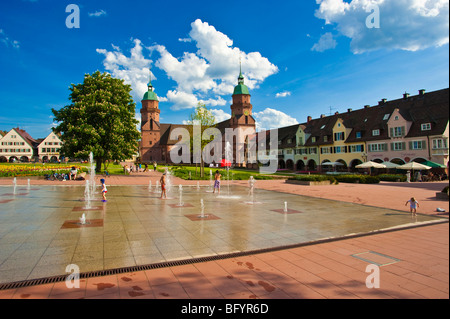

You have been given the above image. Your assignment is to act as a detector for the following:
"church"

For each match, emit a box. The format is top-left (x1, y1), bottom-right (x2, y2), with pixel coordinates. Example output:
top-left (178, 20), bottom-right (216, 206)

top-left (139, 68), bottom-right (258, 168)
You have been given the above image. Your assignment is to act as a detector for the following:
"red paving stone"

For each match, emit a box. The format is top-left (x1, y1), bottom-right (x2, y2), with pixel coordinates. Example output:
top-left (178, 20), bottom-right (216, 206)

top-left (0, 172), bottom-right (448, 299)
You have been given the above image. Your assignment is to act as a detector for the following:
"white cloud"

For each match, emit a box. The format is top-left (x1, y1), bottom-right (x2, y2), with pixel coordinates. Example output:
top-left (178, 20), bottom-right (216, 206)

top-left (253, 108), bottom-right (298, 131)
top-left (314, 0), bottom-right (449, 53)
top-left (88, 10), bottom-right (107, 17)
top-left (311, 32), bottom-right (337, 52)
top-left (150, 19), bottom-right (278, 110)
top-left (96, 39), bottom-right (154, 101)
top-left (96, 19), bottom-right (278, 111)
top-left (210, 109), bottom-right (231, 123)
top-left (275, 91), bottom-right (291, 98)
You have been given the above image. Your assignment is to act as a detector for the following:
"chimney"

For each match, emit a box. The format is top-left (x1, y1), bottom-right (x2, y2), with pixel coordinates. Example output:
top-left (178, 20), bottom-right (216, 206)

top-left (307, 116), bottom-right (312, 123)
top-left (364, 105), bottom-right (370, 109)
top-left (347, 108), bottom-right (352, 113)
top-left (419, 89), bottom-right (426, 96)
top-left (378, 99), bottom-right (387, 105)
top-left (320, 114), bottom-right (325, 118)
top-left (403, 92), bottom-right (410, 99)
top-left (334, 111), bottom-right (339, 115)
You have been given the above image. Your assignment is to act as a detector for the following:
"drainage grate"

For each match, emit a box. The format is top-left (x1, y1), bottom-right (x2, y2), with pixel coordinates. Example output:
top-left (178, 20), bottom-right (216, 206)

top-left (0, 219), bottom-right (447, 291)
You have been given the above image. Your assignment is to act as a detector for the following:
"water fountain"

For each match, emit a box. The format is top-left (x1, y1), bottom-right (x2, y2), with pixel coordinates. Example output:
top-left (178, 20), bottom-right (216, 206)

top-left (84, 180), bottom-right (92, 209)
top-left (12, 177), bottom-right (17, 195)
top-left (284, 201), bottom-right (288, 213)
top-left (88, 152), bottom-right (96, 197)
top-left (164, 167), bottom-right (172, 196)
top-left (148, 180), bottom-right (152, 192)
top-left (216, 142), bottom-right (241, 199)
top-left (79, 213), bottom-right (86, 225)
top-left (197, 181), bottom-right (200, 191)
top-left (197, 198), bottom-right (209, 218)
top-left (207, 170), bottom-right (213, 193)
top-left (27, 179), bottom-right (30, 190)
top-left (176, 184), bottom-right (184, 207)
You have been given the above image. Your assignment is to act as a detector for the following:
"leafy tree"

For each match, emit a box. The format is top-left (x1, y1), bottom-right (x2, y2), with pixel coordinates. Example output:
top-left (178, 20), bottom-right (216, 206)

top-left (186, 103), bottom-right (216, 178)
top-left (52, 71), bottom-right (140, 172)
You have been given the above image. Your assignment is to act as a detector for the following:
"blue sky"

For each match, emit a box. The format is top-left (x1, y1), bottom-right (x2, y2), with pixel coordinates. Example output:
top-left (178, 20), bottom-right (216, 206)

top-left (0, 0), bottom-right (448, 138)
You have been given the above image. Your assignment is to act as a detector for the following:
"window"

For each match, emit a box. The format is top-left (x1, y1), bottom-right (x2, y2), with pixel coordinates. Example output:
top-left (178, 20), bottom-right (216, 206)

top-left (409, 140), bottom-right (426, 150)
top-left (368, 143), bottom-right (387, 152)
top-left (391, 142), bottom-right (405, 151)
top-left (351, 145), bottom-right (364, 153)
top-left (310, 148), bottom-right (317, 154)
top-left (334, 132), bottom-right (344, 141)
top-left (321, 147), bottom-right (330, 154)
top-left (323, 136), bottom-right (328, 142)
top-left (394, 116), bottom-right (399, 120)
top-left (311, 137), bottom-right (316, 143)
top-left (320, 125), bottom-right (325, 129)
top-left (421, 123), bottom-right (431, 131)
top-left (390, 126), bottom-right (405, 137)
top-left (287, 138), bottom-right (292, 144)
top-left (334, 146), bottom-right (345, 153)
top-left (356, 131), bottom-right (362, 138)
top-left (432, 138), bottom-right (448, 149)
top-left (372, 129), bottom-right (380, 136)
top-left (383, 114), bottom-right (390, 120)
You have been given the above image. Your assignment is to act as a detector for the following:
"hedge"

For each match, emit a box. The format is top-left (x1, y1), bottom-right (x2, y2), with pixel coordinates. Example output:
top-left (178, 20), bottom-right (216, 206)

top-left (378, 174), bottom-right (407, 182)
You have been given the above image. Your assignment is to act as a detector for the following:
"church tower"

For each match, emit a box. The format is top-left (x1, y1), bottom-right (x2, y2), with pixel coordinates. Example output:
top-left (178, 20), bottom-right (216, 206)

top-left (230, 66), bottom-right (254, 124)
top-left (228, 65), bottom-right (256, 167)
top-left (140, 73), bottom-right (161, 162)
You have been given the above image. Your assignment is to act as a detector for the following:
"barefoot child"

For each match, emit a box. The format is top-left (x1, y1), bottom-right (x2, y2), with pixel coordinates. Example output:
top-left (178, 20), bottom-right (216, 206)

top-left (213, 170), bottom-right (221, 194)
top-left (405, 197), bottom-right (419, 216)
top-left (160, 173), bottom-right (167, 199)
top-left (100, 178), bottom-right (107, 202)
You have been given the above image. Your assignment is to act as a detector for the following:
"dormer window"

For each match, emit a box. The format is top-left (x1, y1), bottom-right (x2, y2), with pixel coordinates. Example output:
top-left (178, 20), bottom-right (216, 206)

top-left (356, 131), bottom-right (362, 138)
top-left (421, 123), bottom-right (431, 131)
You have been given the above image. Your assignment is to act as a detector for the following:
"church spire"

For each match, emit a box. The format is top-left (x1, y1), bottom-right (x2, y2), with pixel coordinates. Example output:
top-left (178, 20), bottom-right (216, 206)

top-left (143, 67), bottom-right (158, 101)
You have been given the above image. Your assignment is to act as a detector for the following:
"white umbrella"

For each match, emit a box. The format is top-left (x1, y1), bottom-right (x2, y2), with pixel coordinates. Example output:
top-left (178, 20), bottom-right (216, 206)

top-left (397, 162), bottom-right (431, 170)
top-left (355, 161), bottom-right (386, 169)
top-left (381, 161), bottom-right (400, 168)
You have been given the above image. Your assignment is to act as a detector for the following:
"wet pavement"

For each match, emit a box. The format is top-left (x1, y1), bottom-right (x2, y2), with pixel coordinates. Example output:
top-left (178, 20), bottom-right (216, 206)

top-left (0, 183), bottom-right (446, 285)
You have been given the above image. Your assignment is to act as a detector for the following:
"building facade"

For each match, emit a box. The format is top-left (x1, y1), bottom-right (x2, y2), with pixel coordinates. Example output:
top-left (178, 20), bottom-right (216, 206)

top-left (278, 88), bottom-right (449, 171)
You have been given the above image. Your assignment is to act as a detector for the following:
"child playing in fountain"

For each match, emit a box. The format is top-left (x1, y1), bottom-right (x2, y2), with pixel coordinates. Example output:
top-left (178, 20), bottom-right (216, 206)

top-left (213, 170), bottom-right (221, 194)
top-left (405, 197), bottom-right (419, 216)
top-left (160, 173), bottom-right (167, 199)
top-left (100, 178), bottom-right (107, 202)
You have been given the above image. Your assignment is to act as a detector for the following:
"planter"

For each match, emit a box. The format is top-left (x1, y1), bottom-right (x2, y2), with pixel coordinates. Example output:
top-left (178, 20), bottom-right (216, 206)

top-left (436, 192), bottom-right (449, 201)
top-left (285, 180), bottom-right (332, 186)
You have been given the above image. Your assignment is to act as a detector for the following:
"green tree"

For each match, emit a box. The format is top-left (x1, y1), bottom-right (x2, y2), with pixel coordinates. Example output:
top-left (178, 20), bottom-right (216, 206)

top-left (186, 103), bottom-right (216, 178)
top-left (52, 71), bottom-right (140, 172)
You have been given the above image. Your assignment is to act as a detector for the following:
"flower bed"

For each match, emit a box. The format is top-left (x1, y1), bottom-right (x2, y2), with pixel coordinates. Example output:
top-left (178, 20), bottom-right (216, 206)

top-left (0, 164), bottom-right (86, 177)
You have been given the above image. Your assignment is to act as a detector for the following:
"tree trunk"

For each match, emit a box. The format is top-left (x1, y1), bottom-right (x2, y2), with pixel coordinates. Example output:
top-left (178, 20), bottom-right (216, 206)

top-left (96, 157), bottom-right (103, 173)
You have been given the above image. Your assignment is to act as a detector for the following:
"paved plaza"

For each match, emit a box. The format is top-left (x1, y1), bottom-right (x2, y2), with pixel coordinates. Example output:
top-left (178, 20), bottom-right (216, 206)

top-left (0, 171), bottom-right (448, 299)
